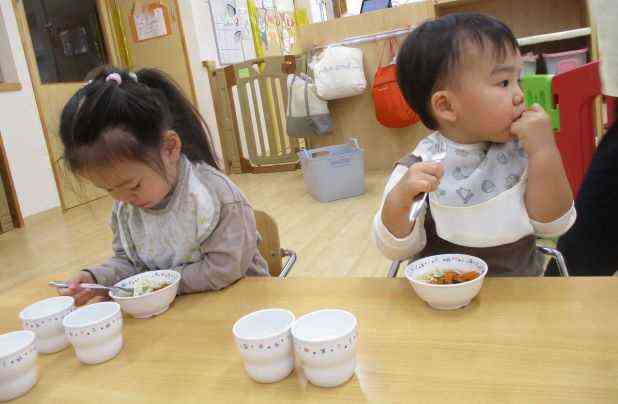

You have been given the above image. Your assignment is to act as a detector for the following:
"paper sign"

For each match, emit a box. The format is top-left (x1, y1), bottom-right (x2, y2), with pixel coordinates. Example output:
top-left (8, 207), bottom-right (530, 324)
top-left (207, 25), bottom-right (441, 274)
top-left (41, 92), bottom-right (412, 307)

top-left (132, 2), bottom-right (171, 42)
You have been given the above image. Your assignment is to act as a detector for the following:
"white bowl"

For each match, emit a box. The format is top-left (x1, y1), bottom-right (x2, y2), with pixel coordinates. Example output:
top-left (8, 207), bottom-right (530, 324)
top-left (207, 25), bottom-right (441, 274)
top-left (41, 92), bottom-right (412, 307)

top-left (0, 331), bottom-right (38, 402)
top-left (62, 302), bottom-right (123, 365)
top-left (19, 296), bottom-right (74, 354)
top-left (405, 254), bottom-right (488, 310)
top-left (233, 309), bottom-right (295, 383)
top-left (291, 309), bottom-right (358, 388)
top-left (109, 270), bottom-right (181, 319)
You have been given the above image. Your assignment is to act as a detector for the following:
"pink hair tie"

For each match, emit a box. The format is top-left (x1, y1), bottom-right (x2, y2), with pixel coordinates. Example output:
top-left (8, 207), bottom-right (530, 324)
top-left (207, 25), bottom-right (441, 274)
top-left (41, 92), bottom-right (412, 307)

top-left (105, 73), bottom-right (122, 85)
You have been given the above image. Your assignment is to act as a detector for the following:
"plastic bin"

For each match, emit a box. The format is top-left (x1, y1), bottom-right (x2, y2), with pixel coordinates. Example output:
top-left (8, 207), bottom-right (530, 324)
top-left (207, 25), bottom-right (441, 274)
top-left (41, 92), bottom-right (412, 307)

top-left (298, 138), bottom-right (365, 203)
top-left (543, 48), bottom-right (588, 75)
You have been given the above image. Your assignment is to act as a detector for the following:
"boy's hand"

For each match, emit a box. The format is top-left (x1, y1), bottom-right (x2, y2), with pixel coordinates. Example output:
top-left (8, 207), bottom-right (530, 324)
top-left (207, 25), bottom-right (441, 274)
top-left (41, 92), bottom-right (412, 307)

top-left (510, 103), bottom-right (557, 157)
top-left (381, 161), bottom-right (443, 238)
top-left (57, 271), bottom-right (109, 306)
top-left (388, 162), bottom-right (444, 211)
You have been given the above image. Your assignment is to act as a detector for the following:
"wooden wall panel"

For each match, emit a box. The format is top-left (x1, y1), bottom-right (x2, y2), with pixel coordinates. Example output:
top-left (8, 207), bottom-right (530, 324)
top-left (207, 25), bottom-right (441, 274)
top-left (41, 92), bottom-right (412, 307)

top-left (436, 0), bottom-right (588, 37)
top-left (297, 2), bottom-right (436, 171)
top-left (36, 84), bottom-right (108, 209)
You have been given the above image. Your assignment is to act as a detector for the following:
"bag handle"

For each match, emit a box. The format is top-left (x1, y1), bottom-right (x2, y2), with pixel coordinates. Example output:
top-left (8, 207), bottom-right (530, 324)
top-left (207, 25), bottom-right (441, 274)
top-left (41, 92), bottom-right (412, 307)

top-left (388, 38), bottom-right (400, 63)
top-left (287, 74), bottom-right (297, 115)
top-left (348, 137), bottom-right (360, 149)
top-left (304, 76), bottom-right (311, 117)
top-left (377, 40), bottom-right (390, 68)
top-left (377, 37), bottom-right (400, 67)
top-left (287, 74), bottom-right (312, 119)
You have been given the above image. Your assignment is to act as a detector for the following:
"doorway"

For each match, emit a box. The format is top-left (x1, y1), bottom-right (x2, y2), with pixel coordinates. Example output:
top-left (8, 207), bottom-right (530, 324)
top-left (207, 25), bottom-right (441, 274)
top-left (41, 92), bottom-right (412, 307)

top-left (13, 0), bottom-right (197, 210)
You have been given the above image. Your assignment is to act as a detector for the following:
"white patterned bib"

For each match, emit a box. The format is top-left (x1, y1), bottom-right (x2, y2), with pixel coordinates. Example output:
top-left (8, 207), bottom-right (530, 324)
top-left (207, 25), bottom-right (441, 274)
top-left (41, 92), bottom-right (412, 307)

top-left (413, 132), bottom-right (527, 207)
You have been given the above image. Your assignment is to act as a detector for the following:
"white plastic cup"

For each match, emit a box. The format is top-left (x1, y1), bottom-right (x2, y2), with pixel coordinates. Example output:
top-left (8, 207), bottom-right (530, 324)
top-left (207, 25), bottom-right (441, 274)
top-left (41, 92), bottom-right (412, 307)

top-left (233, 309), bottom-right (295, 383)
top-left (19, 296), bottom-right (74, 354)
top-left (62, 302), bottom-right (123, 365)
top-left (292, 309), bottom-right (358, 388)
top-left (0, 331), bottom-right (38, 402)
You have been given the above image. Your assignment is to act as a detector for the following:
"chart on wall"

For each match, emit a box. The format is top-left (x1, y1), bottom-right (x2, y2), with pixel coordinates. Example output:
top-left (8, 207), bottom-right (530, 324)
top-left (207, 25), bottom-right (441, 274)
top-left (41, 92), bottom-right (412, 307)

top-left (249, 0), bottom-right (298, 58)
top-left (130, 1), bottom-right (172, 42)
top-left (209, 0), bottom-right (256, 65)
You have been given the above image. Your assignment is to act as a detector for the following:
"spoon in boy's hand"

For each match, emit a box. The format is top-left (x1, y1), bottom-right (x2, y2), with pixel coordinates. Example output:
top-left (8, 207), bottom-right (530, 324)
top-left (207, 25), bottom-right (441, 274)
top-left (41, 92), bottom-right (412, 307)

top-left (409, 139), bottom-right (447, 222)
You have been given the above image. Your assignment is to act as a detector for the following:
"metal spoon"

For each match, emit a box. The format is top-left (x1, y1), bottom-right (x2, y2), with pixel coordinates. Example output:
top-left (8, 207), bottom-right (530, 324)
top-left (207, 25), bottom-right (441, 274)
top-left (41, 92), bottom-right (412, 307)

top-left (49, 281), bottom-right (134, 296)
top-left (409, 139), bottom-right (448, 222)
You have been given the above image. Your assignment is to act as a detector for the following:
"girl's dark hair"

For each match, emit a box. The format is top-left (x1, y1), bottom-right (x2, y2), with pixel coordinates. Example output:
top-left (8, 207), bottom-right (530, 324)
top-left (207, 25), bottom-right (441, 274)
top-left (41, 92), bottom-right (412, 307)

top-left (397, 12), bottom-right (519, 130)
top-left (59, 66), bottom-right (218, 176)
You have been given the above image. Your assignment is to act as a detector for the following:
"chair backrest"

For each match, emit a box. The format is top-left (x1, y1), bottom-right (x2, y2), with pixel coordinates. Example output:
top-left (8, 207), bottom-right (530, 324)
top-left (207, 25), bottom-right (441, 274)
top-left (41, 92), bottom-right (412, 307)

top-left (552, 61), bottom-right (602, 196)
top-left (254, 210), bottom-right (282, 277)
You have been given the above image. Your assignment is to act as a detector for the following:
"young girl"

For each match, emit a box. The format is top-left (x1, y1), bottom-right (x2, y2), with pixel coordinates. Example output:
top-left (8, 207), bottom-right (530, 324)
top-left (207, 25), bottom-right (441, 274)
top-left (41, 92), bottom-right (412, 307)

top-left (374, 13), bottom-right (576, 276)
top-left (57, 67), bottom-right (269, 305)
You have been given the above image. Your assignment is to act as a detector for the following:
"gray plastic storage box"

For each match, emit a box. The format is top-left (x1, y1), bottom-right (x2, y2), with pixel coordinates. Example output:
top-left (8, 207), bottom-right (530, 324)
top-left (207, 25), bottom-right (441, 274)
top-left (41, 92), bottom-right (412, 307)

top-left (298, 138), bottom-right (365, 202)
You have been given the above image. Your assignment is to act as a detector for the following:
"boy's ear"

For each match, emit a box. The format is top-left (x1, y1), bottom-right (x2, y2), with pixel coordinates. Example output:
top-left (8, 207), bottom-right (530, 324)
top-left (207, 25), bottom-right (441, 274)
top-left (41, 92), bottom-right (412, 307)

top-left (430, 90), bottom-right (457, 124)
top-left (161, 130), bottom-right (182, 162)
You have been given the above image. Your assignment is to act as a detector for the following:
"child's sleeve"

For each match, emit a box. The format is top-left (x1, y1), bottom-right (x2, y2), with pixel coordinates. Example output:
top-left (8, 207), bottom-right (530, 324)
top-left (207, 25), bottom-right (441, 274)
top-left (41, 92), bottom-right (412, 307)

top-left (87, 208), bottom-right (141, 286)
top-left (373, 164), bottom-right (428, 261)
top-left (530, 203), bottom-right (577, 238)
top-left (173, 201), bottom-right (266, 294)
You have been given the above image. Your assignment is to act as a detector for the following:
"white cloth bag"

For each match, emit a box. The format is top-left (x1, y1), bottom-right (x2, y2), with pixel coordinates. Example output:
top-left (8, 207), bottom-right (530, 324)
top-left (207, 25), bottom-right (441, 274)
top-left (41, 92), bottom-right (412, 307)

top-left (310, 45), bottom-right (367, 100)
top-left (286, 74), bottom-right (332, 137)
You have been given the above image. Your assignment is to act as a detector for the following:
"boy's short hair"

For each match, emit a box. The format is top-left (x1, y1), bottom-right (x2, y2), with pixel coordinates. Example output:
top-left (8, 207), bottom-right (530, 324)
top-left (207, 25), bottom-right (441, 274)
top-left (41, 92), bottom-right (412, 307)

top-left (396, 12), bottom-right (519, 130)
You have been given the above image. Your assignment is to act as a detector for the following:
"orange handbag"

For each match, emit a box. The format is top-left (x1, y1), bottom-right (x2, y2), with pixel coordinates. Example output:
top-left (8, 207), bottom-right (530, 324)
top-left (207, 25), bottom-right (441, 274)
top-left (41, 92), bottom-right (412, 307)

top-left (372, 39), bottom-right (420, 128)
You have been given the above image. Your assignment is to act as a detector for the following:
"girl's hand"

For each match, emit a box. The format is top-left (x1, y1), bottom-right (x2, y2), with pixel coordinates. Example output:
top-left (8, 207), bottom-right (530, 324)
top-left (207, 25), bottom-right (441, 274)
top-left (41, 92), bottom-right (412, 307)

top-left (510, 103), bottom-right (557, 157)
top-left (57, 271), bottom-right (109, 306)
top-left (388, 162), bottom-right (444, 210)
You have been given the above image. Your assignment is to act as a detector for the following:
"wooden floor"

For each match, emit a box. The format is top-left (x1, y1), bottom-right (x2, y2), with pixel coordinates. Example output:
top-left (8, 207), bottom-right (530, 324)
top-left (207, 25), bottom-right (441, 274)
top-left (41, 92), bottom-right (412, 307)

top-left (0, 171), bottom-right (393, 292)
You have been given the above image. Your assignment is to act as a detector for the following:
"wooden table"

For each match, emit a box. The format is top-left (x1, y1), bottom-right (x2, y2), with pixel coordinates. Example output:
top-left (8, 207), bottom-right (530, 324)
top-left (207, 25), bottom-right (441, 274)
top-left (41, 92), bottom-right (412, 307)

top-left (1, 276), bottom-right (617, 403)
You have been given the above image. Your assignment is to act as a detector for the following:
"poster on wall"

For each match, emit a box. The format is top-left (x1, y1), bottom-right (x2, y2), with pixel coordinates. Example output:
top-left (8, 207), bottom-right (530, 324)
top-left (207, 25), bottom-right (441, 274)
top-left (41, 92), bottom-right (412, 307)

top-left (249, 0), bottom-right (298, 58)
top-left (130, 1), bottom-right (172, 42)
top-left (209, 0), bottom-right (256, 65)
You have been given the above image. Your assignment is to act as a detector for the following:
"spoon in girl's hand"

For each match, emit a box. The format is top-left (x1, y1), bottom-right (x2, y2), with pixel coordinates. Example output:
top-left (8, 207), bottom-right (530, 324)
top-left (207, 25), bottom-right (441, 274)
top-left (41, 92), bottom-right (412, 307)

top-left (49, 281), bottom-right (133, 297)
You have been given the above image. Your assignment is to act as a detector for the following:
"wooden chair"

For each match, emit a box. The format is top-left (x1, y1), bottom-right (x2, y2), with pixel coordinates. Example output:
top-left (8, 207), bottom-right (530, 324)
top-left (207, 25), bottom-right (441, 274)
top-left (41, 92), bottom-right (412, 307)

top-left (254, 210), bottom-right (296, 278)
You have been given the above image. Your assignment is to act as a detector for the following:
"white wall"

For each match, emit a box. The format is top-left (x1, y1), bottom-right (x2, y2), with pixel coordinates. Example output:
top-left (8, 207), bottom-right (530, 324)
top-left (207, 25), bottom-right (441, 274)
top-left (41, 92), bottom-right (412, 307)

top-left (192, 0), bottom-right (256, 67)
top-left (191, 0), bottom-right (218, 63)
top-left (0, 7), bottom-right (18, 83)
top-left (296, 0), bottom-right (335, 23)
top-left (0, 1), bottom-right (60, 217)
top-left (346, 0), bottom-right (362, 15)
top-left (589, 0), bottom-right (618, 96)
top-left (346, 0), bottom-right (426, 16)
top-left (177, 0), bottom-right (223, 164)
